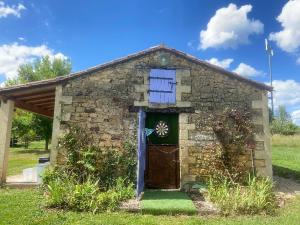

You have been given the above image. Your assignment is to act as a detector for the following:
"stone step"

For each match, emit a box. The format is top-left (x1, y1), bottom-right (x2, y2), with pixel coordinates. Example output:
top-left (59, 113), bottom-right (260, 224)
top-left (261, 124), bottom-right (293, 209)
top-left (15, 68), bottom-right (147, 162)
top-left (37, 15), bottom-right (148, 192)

top-left (4, 182), bottom-right (39, 189)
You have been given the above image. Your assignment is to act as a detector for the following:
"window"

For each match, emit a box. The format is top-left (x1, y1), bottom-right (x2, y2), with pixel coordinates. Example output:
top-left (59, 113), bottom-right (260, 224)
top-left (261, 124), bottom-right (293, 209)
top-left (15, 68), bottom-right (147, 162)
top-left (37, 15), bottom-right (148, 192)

top-left (148, 69), bottom-right (176, 104)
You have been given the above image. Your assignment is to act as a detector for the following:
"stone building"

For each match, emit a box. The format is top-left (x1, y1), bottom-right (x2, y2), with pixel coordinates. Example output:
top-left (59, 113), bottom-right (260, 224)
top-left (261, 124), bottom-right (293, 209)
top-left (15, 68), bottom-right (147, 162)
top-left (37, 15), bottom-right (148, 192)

top-left (0, 45), bottom-right (272, 193)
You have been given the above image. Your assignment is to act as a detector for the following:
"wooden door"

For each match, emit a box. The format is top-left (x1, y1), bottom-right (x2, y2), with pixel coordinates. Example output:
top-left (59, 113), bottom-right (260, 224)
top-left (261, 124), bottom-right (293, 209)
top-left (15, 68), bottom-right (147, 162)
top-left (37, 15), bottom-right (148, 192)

top-left (146, 145), bottom-right (179, 189)
top-left (145, 113), bottom-right (179, 189)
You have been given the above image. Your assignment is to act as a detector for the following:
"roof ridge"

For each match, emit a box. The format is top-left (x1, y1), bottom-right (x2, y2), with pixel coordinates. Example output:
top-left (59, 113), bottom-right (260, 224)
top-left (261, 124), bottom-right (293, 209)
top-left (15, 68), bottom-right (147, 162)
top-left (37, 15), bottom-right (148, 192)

top-left (0, 45), bottom-right (272, 93)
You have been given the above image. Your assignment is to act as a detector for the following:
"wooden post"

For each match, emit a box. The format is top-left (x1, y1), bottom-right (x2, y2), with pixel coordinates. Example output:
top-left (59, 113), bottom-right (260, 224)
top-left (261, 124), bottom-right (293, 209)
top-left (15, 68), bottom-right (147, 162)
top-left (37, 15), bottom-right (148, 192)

top-left (0, 99), bottom-right (14, 184)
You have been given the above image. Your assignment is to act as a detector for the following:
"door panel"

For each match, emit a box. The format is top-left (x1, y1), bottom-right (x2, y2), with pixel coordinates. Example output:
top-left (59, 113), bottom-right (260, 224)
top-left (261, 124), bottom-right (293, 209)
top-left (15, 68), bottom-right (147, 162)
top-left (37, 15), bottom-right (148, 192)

top-left (145, 113), bottom-right (179, 189)
top-left (146, 145), bottom-right (179, 189)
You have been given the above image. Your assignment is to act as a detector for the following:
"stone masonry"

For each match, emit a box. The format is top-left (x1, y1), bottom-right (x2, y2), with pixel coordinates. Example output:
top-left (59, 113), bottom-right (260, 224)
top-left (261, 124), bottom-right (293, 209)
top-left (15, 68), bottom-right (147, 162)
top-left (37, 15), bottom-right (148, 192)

top-left (51, 48), bottom-right (272, 187)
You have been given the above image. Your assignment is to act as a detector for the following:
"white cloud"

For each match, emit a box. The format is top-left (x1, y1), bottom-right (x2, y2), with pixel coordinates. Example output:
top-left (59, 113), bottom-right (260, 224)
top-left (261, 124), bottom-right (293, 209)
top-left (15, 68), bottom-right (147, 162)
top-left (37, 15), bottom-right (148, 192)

top-left (0, 43), bottom-right (66, 80)
top-left (206, 58), bottom-right (233, 69)
top-left (296, 57), bottom-right (300, 65)
top-left (199, 3), bottom-right (263, 49)
top-left (291, 109), bottom-right (300, 124)
top-left (271, 80), bottom-right (300, 109)
top-left (269, 0), bottom-right (300, 53)
top-left (233, 63), bottom-right (263, 77)
top-left (0, 1), bottom-right (26, 18)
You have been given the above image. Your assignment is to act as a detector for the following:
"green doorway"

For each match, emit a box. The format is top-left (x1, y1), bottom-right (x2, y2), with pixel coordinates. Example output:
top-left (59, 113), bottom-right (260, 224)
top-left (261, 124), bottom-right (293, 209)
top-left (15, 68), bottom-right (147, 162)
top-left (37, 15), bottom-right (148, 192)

top-left (145, 113), bottom-right (179, 189)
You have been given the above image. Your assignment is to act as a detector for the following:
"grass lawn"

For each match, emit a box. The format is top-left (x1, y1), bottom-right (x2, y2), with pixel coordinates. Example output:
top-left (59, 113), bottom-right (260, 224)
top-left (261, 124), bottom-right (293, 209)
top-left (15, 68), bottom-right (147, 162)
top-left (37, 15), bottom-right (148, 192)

top-left (141, 191), bottom-right (197, 215)
top-left (0, 188), bottom-right (300, 225)
top-left (8, 141), bottom-right (49, 176)
top-left (1, 135), bottom-right (300, 224)
top-left (271, 135), bottom-right (300, 181)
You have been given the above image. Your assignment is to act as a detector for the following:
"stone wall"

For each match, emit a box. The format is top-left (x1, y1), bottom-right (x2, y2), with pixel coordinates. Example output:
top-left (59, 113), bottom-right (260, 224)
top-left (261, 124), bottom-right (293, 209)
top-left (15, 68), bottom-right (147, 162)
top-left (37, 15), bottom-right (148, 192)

top-left (51, 49), bottom-right (272, 186)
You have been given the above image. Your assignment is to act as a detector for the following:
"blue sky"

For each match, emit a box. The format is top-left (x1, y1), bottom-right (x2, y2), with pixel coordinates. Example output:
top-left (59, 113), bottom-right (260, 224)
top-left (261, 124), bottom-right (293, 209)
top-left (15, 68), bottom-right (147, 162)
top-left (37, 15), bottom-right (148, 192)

top-left (0, 0), bottom-right (300, 123)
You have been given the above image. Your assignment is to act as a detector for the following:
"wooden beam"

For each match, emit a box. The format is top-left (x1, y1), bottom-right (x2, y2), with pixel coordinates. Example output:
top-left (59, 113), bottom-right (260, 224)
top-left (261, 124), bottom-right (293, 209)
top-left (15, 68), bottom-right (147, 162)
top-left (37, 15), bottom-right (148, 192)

top-left (25, 97), bottom-right (55, 104)
top-left (18, 93), bottom-right (55, 101)
top-left (14, 99), bottom-right (53, 118)
top-left (43, 106), bottom-right (55, 110)
top-left (35, 102), bottom-right (55, 110)
top-left (34, 101), bottom-right (54, 106)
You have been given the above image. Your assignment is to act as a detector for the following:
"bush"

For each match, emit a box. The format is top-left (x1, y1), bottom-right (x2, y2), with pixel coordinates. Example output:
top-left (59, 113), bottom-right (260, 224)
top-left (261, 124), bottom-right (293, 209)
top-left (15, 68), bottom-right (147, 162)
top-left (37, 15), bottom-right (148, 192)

top-left (271, 105), bottom-right (298, 136)
top-left (44, 172), bottom-right (134, 212)
top-left (58, 126), bottom-right (137, 189)
top-left (271, 119), bottom-right (298, 136)
top-left (206, 175), bottom-right (276, 215)
top-left (42, 125), bottom-right (136, 212)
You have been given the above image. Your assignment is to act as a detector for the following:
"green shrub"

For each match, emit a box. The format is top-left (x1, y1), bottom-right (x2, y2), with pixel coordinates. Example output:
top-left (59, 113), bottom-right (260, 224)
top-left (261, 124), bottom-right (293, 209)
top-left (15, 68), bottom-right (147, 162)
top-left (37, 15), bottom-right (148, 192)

top-left (67, 178), bottom-right (99, 211)
top-left (271, 105), bottom-right (298, 135)
top-left (57, 126), bottom-right (137, 189)
top-left (42, 126), bottom-right (136, 212)
top-left (43, 169), bottom-right (135, 212)
top-left (46, 179), bottom-right (68, 207)
top-left (207, 175), bottom-right (276, 215)
top-left (271, 119), bottom-right (298, 135)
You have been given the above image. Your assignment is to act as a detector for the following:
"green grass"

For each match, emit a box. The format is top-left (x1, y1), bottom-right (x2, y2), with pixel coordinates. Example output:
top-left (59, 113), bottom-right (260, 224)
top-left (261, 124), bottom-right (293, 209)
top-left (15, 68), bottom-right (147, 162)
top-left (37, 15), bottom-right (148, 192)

top-left (0, 188), bottom-right (300, 225)
top-left (0, 135), bottom-right (300, 224)
top-left (141, 191), bottom-right (197, 215)
top-left (271, 135), bottom-right (300, 181)
top-left (8, 141), bottom-right (49, 176)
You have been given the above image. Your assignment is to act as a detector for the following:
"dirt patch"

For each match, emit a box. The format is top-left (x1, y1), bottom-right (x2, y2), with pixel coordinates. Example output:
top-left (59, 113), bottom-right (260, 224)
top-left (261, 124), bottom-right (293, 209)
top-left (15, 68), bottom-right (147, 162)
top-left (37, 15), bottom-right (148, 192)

top-left (274, 176), bottom-right (300, 207)
top-left (119, 198), bottom-right (140, 212)
top-left (188, 192), bottom-right (218, 215)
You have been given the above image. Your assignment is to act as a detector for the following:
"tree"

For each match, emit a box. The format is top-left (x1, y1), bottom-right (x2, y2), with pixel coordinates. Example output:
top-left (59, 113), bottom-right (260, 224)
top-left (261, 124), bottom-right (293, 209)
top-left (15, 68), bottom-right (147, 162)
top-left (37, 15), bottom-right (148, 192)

top-left (32, 115), bottom-right (53, 151)
top-left (12, 109), bottom-right (36, 148)
top-left (271, 105), bottom-right (298, 135)
top-left (8, 56), bottom-right (71, 150)
top-left (7, 56), bottom-right (71, 85)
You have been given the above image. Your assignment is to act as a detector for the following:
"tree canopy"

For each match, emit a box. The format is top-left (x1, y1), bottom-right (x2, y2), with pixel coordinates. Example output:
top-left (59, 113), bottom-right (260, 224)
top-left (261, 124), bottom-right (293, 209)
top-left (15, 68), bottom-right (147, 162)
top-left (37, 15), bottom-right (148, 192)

top-left (9, 56), bottom-right (71, 150)
top-left (271, 105), bottom-right (298, 135)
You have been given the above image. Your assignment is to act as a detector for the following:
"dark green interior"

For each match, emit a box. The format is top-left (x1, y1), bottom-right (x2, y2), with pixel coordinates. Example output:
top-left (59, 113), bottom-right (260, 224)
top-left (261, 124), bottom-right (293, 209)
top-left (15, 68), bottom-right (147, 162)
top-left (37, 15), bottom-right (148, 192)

top-left (145, 113), bottom-right (178, 145)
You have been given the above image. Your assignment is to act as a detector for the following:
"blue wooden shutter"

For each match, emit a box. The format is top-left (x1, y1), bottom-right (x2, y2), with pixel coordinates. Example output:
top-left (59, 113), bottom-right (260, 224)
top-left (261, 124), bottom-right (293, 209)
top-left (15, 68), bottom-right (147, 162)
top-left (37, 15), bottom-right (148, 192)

top-left (136, 109), bottom-right (146, 197)
top-left (149, 69), bottom-right (176, 104)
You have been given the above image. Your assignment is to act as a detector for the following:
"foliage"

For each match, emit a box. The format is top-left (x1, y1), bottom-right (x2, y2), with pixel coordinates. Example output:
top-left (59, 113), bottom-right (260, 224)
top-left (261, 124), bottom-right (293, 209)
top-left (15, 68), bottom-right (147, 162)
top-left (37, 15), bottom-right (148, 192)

top-left (32, 115), bottom-right (53, 150)
top-left (207, 175), bottom-right (276, 215)
top-left (44, 172), bottom-right (135, 212)
top-left (6, 56), bottom-right (71, 85)
top-left (57, 125), bottom-right (137, 189)
top-left (271, 105), bottom-right (298, 135)
top-left (11, 109), bottom-right (36, 148)
top-left (42, 125), bottom-right (136, 212)
top-left (204, 108), bottom-right (255, 184)
top-left (7, 56), bottom-right (71, 150)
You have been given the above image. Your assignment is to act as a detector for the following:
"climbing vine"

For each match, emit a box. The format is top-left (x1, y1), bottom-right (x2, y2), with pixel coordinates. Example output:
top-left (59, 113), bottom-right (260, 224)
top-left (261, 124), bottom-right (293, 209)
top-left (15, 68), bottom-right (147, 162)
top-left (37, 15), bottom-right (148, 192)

top-left (205, 108), bottom-right (255, 184)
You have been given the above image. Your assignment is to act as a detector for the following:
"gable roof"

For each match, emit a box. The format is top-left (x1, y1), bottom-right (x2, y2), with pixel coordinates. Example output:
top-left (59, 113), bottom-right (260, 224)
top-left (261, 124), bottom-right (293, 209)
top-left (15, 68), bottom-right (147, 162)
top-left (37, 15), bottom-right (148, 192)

top-left (0, 45), bottom-right (272, 95)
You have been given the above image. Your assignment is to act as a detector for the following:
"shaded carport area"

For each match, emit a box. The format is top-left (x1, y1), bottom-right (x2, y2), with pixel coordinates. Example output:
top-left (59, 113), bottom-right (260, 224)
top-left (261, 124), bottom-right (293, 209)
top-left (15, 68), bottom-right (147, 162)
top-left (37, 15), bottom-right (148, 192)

top-left (0, 79), bottom-right (59, 184)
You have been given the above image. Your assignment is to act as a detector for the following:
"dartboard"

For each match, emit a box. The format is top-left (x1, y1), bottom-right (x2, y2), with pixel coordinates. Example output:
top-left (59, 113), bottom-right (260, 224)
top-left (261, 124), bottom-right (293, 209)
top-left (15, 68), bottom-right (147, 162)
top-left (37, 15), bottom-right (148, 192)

top-left (155, 120), bottom-right (169, 137)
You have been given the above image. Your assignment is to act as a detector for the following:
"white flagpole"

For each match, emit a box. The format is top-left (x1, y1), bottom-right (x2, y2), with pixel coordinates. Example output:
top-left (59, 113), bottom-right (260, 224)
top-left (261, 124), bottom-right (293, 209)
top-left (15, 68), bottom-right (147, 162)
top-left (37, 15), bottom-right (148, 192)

top-left (265, 39), bottom-right (274, 116)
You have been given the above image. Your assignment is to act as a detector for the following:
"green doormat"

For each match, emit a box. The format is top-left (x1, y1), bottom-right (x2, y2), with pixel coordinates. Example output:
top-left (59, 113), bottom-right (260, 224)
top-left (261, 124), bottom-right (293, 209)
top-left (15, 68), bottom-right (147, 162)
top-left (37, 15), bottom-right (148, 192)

top-left (141, 191), bottom-right (197, 215)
